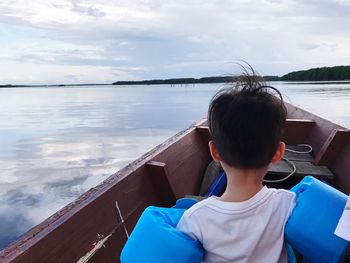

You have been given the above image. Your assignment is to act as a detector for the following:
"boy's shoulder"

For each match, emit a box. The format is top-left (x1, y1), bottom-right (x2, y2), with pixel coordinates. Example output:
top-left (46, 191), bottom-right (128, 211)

top-left (176, 198), bottom-right (215, 241)
top-left (263, 187), bottom-right (296, 207)
top-left (268, 187), bottom-right (296, 196)
top-left (266, 188), bottom-right (296, 217)
top-left (268, 188), bottom-right (296, 201)
top-left (183, 197), bottom-right (214, 218)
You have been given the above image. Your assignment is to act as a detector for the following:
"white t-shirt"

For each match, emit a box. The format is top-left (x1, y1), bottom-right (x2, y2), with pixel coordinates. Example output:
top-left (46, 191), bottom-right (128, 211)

top-left (177, 187), bottom-right (296, 263)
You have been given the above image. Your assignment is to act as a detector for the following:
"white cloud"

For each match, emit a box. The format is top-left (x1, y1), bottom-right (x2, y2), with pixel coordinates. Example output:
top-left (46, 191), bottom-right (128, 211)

top-left (0, 61), bottom-right (144, 84)
top-left (0, 0), bottom-right (349, 84)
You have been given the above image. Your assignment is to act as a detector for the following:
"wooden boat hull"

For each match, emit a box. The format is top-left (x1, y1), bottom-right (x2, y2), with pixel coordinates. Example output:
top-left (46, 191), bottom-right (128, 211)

top-left (0, 103), bottom-right (349, 263)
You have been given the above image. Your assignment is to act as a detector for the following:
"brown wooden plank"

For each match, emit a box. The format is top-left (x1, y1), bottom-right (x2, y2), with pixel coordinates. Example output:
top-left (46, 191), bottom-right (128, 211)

top-left (268, 160), bottom-right (334, 179)
top-left (282, 119), bottom-right (315, 144)
top-left (314, 129), bottom-right (350, 166)
top-left (88, 226), bottom-right (126, 263)
top-left (285, 102), bottom-right (349, 193)
top-left (152, 128), bottom-right (211, 198)
top-left (285, 103), bottom-right (344, 154)
top-left (331, 143), bottom-right (350, 194)
top-left (146, 161), bottom-right (177, 207)
top-left (89, 201), bottom-right (146, 263)
top-left (196, 119), bottom-right (316, 146)
top-left (196, 125), bottom-right (211, 144)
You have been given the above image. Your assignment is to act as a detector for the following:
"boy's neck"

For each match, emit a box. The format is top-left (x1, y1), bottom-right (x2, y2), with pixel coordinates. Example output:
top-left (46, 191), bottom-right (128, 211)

top-left (219, 163), bottom-right (267, 202)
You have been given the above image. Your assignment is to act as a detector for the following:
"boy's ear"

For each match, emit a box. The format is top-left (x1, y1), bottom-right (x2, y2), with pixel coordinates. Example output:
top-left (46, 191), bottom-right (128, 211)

top-left (209, 140), bottom-right (221, 162)
top-left (271, 142), bottom-right (285, 164)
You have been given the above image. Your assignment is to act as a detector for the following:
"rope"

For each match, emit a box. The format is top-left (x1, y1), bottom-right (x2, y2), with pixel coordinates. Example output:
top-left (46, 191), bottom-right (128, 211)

top-left (285, 144), bottom-right (313, 154)
top-left (263, 144), bottom-right (312, 183)
top-left (263, 158), bottom-right (297, 183)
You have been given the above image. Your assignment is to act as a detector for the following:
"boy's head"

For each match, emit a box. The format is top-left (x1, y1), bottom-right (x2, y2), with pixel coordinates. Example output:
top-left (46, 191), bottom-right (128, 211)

top-left (208, 73), bottom-right (287, 169)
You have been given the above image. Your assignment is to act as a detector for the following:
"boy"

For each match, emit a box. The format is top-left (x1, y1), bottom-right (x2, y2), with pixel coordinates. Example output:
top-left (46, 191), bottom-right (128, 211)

top-left (177, 73), bottom-right (296, 263)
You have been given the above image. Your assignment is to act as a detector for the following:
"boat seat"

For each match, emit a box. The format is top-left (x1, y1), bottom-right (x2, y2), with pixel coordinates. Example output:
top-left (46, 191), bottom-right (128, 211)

top-left (268, 146), bottom-right (335, 180)
top-left (268, 159), bottom-right (334, 180)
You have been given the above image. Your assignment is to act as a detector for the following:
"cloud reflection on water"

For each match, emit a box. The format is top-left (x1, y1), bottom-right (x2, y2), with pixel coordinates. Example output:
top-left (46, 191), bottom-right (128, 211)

top-left (0, 129), bottom-right (176, 248)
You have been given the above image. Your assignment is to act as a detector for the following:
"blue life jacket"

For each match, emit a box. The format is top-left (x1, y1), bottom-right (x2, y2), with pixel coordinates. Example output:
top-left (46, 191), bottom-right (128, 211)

top-left (286, 176), bottom-right (349, 263)
top-left (121, 176), bottom-right (349, 263)
top-left (120, 205), bottom-right (204, 263)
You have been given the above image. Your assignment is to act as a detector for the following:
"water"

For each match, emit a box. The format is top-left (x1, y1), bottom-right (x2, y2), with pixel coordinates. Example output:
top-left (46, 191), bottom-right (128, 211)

top-left (0, 82), bottom-right (349, 248)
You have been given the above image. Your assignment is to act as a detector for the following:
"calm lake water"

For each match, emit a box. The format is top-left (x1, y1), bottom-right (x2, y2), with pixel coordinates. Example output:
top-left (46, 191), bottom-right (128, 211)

top-left (0, 82), bottom-right (349, 248)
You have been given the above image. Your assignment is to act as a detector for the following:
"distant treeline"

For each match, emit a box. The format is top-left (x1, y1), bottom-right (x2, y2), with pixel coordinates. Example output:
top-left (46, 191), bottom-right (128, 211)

top-left (112, 76), bottom-right (280, 85)
top-left (281, 66), bottom-right (350, 81)
top-left (112, 65), bottom-right (350, 85)
top-left (0, 84), bottom-right (30, 88)
top-left (113, 77), bottom-right (232, 85)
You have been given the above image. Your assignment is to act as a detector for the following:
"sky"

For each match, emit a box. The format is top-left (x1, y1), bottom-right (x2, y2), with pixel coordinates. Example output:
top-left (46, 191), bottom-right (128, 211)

top-left (0, 0), bottom-right (349, 85)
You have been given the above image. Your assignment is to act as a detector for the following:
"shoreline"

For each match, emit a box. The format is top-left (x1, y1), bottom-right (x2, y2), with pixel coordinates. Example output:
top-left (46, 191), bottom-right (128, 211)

top-left (2, 80), bottom-right (350, 88)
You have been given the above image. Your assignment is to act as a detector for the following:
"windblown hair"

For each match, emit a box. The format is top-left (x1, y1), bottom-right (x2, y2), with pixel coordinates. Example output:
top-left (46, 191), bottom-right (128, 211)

top-left (208, 67), bottom-right (287, 169)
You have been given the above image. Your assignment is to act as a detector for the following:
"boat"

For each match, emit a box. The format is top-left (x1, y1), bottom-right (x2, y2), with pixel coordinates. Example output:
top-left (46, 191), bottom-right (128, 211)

top-left (0, 102), bottom-right (349, 263)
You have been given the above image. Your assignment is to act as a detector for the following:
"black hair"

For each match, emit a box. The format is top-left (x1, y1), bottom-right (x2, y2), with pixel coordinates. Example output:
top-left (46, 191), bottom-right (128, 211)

top-left (208, 67), bottom-right (286, 169)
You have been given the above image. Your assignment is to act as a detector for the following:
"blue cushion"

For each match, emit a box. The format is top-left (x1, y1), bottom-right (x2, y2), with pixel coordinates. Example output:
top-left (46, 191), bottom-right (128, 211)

top-left (174, 197), bottom-right (199, 209)
top-left (285, 176), bottom-right (349, 263)
top-left (204, 171), bottom-right (227, 197)
top-left (286, 243), bottom-right (297, 263)
top-left (120, 206), bottom-right (204, 263)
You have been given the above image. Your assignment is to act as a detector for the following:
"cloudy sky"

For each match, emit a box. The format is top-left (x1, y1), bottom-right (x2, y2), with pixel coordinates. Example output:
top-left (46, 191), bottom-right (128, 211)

top-left (0, 0), bottom-right (349, 85)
